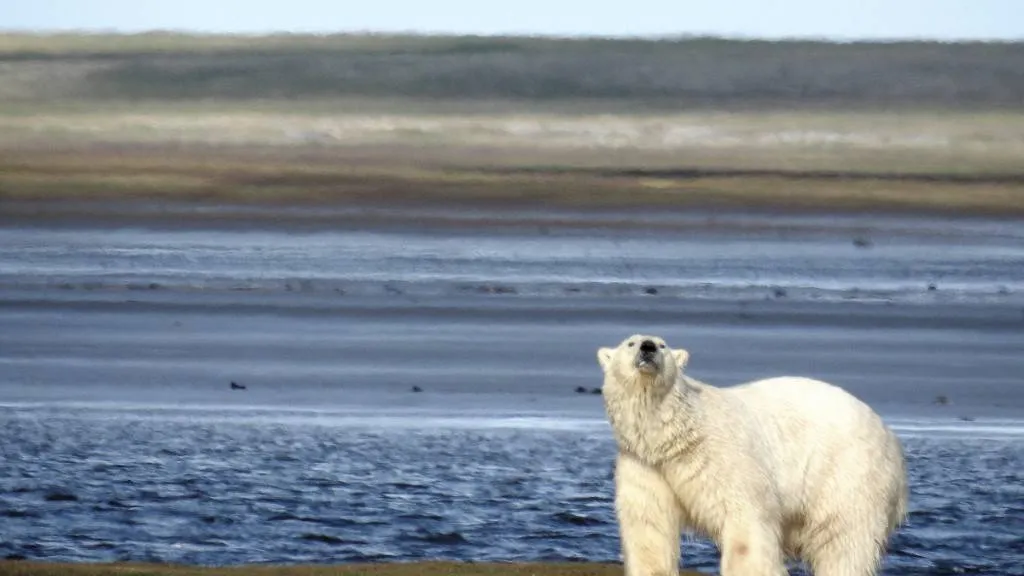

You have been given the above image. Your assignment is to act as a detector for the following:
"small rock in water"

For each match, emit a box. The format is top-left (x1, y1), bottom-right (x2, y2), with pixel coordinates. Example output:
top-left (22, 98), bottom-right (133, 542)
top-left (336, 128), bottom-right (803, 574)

top-left (574, 386), bottom-right (588, 394)
top-left (411, 385), bottom-right (423, 393)
top-left (852, 237), bottom-right (873, 248)
top-left (933, 394), bottom-right (950, 406)
top-left (230, 381), bottom-right (247, 390)
top-left (590, 387), bottom-right (603, 395)
top-left (773, 288), bottom-right (787, 298)
top-left (927, 282), bottom-right (937, 291)
top-left (643, 287), bottom-right (658, 295)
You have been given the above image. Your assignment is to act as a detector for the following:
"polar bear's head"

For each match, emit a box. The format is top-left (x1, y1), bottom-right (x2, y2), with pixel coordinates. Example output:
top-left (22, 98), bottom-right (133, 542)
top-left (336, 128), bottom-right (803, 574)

top-left (597, 333), bottom-right (689, 388)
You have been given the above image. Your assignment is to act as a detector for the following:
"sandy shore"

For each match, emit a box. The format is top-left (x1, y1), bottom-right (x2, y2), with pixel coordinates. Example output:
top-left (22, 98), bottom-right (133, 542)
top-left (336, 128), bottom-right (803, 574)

top-left (3, 288), bottom-right (1022, 420)
top-left (3, 197), bottom-right (1023, 419)
top-left (3, 142), bottom-right (1023, 219)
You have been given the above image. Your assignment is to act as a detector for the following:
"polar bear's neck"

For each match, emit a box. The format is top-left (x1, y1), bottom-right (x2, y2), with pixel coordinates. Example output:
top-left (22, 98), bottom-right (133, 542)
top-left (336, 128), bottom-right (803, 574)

top-left (603, 373), bottom-right (705, 466)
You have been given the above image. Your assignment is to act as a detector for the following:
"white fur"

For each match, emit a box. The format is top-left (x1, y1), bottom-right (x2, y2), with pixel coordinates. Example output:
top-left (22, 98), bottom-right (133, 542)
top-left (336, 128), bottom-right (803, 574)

top-left (597, 334), bottom-right (908, 576)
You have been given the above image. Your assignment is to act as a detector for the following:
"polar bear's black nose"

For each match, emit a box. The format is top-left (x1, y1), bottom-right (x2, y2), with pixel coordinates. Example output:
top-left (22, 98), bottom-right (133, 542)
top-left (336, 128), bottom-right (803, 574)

top-left (640, 340), bottom-right (657, 353)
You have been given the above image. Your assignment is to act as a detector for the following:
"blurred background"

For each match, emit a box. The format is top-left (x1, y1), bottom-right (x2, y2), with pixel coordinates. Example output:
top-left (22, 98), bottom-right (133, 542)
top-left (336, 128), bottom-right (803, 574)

top-left (0, 2), bottom-right (1022, 575)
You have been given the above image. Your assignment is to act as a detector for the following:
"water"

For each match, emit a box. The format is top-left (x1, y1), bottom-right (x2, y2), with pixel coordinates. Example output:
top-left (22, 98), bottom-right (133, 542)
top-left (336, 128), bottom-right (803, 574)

top-left (0, 403), bottom-right (1021, 575)
top-left (1, 210), bottom-right (1023, 574)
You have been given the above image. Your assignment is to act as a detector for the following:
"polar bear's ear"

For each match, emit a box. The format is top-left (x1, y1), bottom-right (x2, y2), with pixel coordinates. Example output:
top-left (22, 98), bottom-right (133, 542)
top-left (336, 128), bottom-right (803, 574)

top-left (597, 347), bottom-right (615, 371)
top-left (672, 348), bottom-right (690, 370)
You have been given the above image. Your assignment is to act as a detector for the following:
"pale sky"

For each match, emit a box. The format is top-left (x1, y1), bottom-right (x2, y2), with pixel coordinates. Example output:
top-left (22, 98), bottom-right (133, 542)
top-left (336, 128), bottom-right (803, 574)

top-left (1, 0), bottom-right (1022, 41)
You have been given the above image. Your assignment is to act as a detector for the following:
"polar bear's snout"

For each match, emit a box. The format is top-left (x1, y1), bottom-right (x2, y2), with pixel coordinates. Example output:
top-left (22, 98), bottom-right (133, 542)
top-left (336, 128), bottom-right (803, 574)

top-left (635, 339), bottom-right (662, 373)
top-left (597, 334), bottom-right (689, 382)
top-left (598, 334), bottom-right (688, 377)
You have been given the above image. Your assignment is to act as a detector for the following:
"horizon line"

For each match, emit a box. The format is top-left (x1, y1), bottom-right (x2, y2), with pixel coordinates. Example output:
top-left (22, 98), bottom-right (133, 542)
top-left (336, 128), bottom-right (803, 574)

top-left (0, 28), bottom-right (1021, 45)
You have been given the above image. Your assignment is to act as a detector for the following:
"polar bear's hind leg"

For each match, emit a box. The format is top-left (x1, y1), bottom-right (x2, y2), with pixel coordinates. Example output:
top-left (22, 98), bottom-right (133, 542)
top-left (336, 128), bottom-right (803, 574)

top-left (806, 530), bottom-right (887, 576)
top-left (803, 509), bottom-right (893, 576)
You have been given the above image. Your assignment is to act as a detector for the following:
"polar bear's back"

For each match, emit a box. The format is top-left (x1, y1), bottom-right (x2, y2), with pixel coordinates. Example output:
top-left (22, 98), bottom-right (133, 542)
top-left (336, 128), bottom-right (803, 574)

top-left (728, 375), bottom-right (902, 470)
top-left (731, 375), bottom-right (888, 437)
top-left (725, 376), bottom-right (908, 540)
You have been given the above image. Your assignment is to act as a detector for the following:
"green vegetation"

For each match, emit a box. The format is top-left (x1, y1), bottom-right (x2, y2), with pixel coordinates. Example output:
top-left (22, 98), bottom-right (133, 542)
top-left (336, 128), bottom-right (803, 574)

top-left (0, 561), bottom-right (704, 576)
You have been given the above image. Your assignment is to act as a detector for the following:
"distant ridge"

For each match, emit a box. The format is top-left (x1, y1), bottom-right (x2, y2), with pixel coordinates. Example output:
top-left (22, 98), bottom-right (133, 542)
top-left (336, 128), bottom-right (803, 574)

top-left (0, 32), bottom-right (1021, 109)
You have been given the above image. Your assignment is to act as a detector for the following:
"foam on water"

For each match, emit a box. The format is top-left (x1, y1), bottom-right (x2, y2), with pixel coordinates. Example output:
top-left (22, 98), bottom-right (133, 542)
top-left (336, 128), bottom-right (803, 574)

top-left (889, 417), bottom-right (1024, 440)
top-left (0, 401), bottom-right (609, 431)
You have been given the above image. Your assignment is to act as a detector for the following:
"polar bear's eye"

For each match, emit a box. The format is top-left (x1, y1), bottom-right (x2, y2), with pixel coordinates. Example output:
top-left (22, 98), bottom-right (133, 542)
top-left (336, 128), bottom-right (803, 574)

top-left (659, 344), bottom-right (665, 349)
top-left (627, 342), bottom-right (635, 347)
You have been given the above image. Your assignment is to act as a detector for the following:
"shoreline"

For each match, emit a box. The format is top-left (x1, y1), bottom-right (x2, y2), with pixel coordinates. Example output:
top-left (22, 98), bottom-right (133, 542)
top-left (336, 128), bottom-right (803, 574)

top-left (5, 189), bottom-right (1024, 231)
top-left (4, 179), bottom-right (1024, 224)
top-left (4, 289), bottom-right (1022, 419)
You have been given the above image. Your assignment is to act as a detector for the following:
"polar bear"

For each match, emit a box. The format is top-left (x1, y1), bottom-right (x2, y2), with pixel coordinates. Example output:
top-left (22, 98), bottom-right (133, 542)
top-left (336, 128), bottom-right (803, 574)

top-left (596, 334), bottom-right (908, 576)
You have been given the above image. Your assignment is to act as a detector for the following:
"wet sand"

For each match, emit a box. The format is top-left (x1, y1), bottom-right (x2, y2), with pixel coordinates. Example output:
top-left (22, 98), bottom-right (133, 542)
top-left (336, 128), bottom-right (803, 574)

top-left (3, 289), bottom-right (1023, 419)
top-left (2, 204), bottom-right (1023, 421)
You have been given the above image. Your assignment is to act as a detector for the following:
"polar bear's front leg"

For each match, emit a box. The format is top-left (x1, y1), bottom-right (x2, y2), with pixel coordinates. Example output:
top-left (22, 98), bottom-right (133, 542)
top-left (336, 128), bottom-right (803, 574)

top-left (615, 452), bottom-right (681, 576)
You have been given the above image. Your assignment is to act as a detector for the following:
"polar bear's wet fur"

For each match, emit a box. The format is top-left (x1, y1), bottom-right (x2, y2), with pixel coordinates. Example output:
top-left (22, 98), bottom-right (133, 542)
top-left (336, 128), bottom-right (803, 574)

top-left (597, 334), bottom-right (908, 576)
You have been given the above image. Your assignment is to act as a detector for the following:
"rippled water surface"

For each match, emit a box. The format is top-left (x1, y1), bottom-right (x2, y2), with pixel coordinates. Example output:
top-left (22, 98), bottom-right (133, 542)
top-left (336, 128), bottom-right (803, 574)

top-left (1, 405), bottom-right (1021, 575)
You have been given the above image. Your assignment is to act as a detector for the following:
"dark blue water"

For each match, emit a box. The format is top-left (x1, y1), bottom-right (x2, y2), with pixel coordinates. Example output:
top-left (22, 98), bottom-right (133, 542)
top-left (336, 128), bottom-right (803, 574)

top-left (1, 404), bottom-right (1021, 575)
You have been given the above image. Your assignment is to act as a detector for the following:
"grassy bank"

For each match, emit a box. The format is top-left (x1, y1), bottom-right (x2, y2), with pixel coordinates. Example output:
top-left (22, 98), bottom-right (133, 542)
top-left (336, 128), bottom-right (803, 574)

top-left (0, 561), bottom-right (704, 576)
